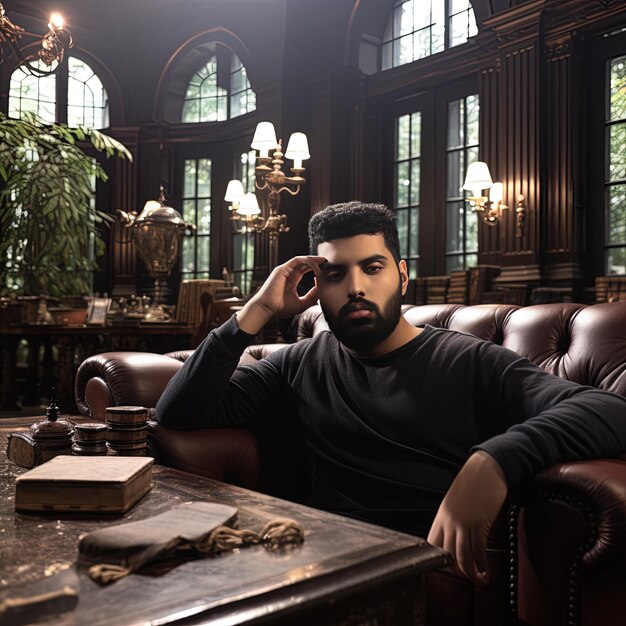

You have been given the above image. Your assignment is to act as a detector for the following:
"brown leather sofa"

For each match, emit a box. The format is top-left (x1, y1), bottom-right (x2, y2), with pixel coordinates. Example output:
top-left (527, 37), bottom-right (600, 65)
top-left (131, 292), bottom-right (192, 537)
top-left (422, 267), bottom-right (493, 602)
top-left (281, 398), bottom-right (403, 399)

top-left (75, 302), bottom-right (626, 626)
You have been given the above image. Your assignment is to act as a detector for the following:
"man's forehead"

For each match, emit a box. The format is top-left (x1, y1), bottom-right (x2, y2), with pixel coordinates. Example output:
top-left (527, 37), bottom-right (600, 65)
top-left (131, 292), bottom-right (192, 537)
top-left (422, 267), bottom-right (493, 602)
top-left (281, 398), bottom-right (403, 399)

top-left (317, 233), bottom-right (392, 262)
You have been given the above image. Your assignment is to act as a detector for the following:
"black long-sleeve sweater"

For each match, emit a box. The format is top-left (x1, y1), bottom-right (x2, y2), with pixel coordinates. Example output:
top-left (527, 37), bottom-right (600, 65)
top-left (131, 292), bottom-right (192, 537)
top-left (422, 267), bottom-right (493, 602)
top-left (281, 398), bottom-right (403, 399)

top-left (156, 316), bottom-right (626, 536)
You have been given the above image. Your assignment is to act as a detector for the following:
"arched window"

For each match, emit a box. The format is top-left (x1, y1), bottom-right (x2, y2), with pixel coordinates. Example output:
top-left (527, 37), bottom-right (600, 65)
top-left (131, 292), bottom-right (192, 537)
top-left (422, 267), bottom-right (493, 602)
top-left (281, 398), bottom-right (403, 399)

top-left (382, 0), bottom-right (477, 70)
top-left (67, 57), bottom-right (109, 128)
top-left (8, 56), bottom-right (110, 129)
top-left (181, 45), bottom-right (256, 123)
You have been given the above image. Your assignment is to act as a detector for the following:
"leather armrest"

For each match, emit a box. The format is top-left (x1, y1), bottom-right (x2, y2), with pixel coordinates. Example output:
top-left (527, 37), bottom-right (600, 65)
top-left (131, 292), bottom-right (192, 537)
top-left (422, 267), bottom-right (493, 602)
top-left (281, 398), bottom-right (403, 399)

top-left (75, 352), bottom-right (184, 420)
top-left (147, 421), bottom-right (261, 489)
top-left (514, 458), bottom-right (626, 576)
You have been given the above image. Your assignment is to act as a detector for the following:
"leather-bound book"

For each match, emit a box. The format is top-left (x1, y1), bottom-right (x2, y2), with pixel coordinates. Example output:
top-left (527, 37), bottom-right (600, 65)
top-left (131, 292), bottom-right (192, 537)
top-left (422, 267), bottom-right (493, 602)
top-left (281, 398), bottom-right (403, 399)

top-left (14, 456), bottom-right (153, 513)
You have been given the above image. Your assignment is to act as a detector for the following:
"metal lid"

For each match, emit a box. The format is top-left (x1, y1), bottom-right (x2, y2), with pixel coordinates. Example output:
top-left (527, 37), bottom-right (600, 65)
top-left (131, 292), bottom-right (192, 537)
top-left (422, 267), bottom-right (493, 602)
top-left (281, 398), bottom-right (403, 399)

top-left (105, 406), bottom-right (148, 414)
top-left (30, 418), bottom-right (73, 438)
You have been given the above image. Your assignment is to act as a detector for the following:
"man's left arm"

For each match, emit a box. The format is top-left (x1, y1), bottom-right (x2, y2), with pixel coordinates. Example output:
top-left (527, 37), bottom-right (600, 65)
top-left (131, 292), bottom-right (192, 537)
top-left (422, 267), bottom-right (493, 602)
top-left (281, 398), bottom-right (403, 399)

top-left (429, 340), bottom-right (626, 586)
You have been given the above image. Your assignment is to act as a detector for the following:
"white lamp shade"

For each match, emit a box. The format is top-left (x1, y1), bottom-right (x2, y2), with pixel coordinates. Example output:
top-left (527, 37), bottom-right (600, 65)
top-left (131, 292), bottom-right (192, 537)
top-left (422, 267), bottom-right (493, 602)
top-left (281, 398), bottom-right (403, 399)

top-left (285, 132), bottom-right (310, 160)
top-left (251, 122), bottom-right (277, 151)
top-left (224, 179), bottom-right (244, 203)
top-left (489, 182), bottom-right (504, 203)
top-left (238, 192), bottom-right (261, 216)
top-left (463, 161), bottom-right (493, 191)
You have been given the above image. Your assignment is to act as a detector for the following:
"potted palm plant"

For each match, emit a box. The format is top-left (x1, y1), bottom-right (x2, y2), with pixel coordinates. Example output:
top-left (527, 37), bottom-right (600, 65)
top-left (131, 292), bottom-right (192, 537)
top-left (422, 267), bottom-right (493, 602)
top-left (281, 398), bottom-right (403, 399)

top-left (0, 112), bottom-right (132, 322)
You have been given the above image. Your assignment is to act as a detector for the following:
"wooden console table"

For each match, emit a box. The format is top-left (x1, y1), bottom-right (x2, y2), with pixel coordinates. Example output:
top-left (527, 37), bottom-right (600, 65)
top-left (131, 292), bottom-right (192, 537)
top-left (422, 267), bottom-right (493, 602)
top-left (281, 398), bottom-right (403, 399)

top-left (0, 418), bottom-right (450, 625)
top-left (0, 324), bottom-right (195, 412)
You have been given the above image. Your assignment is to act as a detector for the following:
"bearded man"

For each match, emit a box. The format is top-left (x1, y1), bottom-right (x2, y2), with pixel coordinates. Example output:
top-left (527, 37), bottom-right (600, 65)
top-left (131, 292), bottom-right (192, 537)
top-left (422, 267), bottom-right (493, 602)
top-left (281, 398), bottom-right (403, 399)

top-left (156, 201), bottom-right (626, 587)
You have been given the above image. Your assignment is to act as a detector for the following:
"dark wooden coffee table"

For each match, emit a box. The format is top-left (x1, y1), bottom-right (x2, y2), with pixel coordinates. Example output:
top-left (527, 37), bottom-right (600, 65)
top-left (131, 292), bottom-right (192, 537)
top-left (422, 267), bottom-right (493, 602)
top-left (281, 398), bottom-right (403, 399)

top-left (0, 417), bottom-right (450, 625)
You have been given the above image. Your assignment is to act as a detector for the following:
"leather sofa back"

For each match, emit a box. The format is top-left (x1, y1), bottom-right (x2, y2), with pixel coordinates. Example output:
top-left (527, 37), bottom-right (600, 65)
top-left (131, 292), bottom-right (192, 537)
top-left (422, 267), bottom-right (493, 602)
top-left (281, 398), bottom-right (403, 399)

top-left (75, 301), bottom-right (626, 421)
top-left (293, 302), bottom-right (626, 396)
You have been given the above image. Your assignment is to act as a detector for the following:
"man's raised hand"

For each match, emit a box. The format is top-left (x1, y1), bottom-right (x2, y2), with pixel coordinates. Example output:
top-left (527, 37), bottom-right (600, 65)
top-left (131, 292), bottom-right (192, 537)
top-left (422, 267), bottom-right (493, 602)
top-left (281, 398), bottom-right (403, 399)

top-left (236, 256), bottom-right (326, 335)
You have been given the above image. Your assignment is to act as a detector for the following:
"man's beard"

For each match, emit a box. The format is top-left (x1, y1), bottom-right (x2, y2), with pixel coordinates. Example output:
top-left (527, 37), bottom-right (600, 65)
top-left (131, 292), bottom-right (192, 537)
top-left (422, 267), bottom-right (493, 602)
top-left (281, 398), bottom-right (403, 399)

top-left (321, 282), bottom-right (403, 353)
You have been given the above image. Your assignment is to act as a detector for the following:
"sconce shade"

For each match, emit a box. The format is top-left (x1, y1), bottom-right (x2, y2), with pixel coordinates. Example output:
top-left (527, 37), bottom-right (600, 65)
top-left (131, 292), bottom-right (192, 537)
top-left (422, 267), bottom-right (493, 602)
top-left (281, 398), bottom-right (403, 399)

top-left (489, 182), bottom-right (504, 203)
top-left (285, 132), bottom-right (310, 160)
top-left (238, 192), bottom-right (261, 216)
top-left (224, 179), bottom-right (244, 203)
top-left (463, 161), bottom-right (493, 191)
top-left (251, 122), bottom-right (278, 151)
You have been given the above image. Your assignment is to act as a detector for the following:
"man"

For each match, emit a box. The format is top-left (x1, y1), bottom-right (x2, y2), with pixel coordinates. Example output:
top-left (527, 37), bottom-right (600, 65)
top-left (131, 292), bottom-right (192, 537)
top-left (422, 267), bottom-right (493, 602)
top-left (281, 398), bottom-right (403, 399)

top-left (156, 201), bottom-right (626, 587)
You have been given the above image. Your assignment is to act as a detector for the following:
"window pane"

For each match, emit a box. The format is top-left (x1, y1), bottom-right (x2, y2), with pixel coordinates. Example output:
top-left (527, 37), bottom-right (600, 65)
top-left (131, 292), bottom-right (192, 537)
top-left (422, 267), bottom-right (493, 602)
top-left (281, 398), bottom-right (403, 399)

top-left (67, 57), bottom-right (109, 129)
top-left (8, 63), bottom-right (56, 122)
top-left (465, 205), bottom-right (478, 252)
top-left (396, 114), bottom-right (410, 160)
top-left (196, 237), bottom-right (210, 272)
top-left (446, 201), bottom-right (464, 253)
top-left (414, 0), bottom-right (431, 29)
top-left (466, 94), bottom-right (480, 144)
top-left (609, 123), bottom-right (626, 181)
top-left (182, 236), bottom-right (195, 273)
top-left (182, 100), bottom-right (199, 123)
top-left (449, 12), bottom-right (470, 48)
top-left (198, 202), bottom-right (211, 235)
top-left (409, 208), bottom-right (419, 256)
top-left (399, 34), bottom-right (414, 65)
top-left (450, 0), bottom-right (470, 13)
top-left (396, 162), bottom-right (410, 207)
top-left (447, 99), bottom-right (464, 148)
top-left (446, 254), bottom-right (464, 273)
top-left (400, 0), bottom-right (414, 36)
top-left (607, 247), bottom-right (626, 275)
top-left (197, 159), bottom-right (211, 197)
top-left (184, 161), bottom-right (197, 196)
top-left (610, 57), bottom-right (626, 122)
top-left (411, 112), bottom-right (421, 155)
top-left (607, 184), bottom-right (626, 244)
top-left (447, 150), bottom-right (463, 198)
top-left (397, 209), bottom-right (409, 257)
top-left (410, 160), bottom-right (420, 206)
top-left (415, 28), bottom-right (431, 60)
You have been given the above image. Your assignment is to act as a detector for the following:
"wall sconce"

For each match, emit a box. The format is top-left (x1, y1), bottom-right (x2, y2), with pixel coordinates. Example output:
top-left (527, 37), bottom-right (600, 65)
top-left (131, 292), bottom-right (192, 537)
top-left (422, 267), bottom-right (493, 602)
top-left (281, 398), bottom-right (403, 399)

top-left (463, 161), bottom-right (525, 232)
top-left (0, 3), bottom-right (73, 76)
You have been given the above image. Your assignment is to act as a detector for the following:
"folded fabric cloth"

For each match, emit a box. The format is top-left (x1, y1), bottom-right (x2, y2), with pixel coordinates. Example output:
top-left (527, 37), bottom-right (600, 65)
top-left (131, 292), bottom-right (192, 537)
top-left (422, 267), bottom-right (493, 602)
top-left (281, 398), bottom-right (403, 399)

top-left (78, 501), bottom-right (304, 584)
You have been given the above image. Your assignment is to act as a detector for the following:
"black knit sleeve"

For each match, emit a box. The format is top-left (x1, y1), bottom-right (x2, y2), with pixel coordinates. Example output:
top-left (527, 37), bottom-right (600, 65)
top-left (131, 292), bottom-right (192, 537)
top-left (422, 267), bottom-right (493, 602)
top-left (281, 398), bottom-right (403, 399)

top-left (155, 315), bottom-right (284, 430)
top-left (470, 340), bottom-right (626, 488)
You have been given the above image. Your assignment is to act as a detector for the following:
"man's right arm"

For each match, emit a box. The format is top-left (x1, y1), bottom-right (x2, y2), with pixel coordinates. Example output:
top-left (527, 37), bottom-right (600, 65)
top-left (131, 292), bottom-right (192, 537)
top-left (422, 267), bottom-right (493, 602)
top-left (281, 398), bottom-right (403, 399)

top-left (155, 255), bottom-right (325, 430)
top-left (155, 315), bottom-right (266, 429)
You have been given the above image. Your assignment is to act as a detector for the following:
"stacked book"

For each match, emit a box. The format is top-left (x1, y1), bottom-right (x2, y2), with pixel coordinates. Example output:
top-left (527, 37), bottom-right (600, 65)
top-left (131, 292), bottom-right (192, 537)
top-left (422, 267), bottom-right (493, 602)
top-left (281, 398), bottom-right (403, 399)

top-left (176, 279), bottom-right (227, 327)
top-left (426, 276), bottom-right (449, 304)
top-left (404, 278), bottom-right (427, 305)
top-left (468, 265), bottom-right (501, 305)
top-left (595, 276), bottom-right (626, 303)
top-left (446, 270), bottom-right (470, 304)
top-left (105, 407), bottom-right (148, 456)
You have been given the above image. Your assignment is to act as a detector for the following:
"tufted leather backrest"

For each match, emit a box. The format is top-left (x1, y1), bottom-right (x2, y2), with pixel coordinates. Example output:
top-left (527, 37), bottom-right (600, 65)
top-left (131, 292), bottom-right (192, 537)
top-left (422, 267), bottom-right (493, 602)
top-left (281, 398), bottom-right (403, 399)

top-left (294, 302), bottom-right (626, 396)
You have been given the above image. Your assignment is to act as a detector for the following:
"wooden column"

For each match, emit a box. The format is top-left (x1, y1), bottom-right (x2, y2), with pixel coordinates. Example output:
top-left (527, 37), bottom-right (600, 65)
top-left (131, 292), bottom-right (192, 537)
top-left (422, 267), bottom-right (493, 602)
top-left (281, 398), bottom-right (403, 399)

top-left (480, 2), bottom-right (543, 287)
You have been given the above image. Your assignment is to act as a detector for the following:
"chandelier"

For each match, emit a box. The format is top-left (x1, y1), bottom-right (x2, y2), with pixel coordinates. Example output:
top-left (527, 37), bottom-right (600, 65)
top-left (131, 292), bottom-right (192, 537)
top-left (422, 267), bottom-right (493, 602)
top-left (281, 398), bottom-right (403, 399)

top-left (225, 121), bottom-right (310, 271)
top-left (0, 3), bottom-right (73, 76)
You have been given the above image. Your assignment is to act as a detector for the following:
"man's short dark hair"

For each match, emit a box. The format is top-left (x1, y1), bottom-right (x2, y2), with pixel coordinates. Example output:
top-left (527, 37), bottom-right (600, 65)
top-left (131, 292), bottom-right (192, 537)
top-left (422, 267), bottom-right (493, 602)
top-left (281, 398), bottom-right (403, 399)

top-left (308, 201), bottom-right (401, 263)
